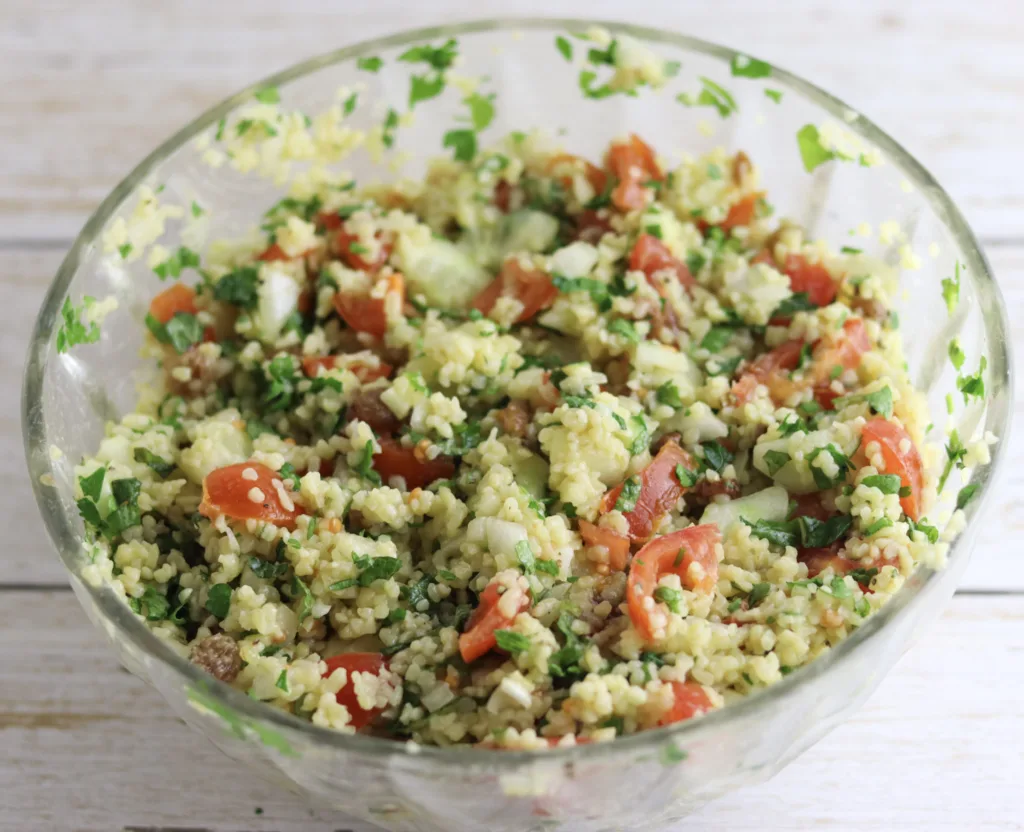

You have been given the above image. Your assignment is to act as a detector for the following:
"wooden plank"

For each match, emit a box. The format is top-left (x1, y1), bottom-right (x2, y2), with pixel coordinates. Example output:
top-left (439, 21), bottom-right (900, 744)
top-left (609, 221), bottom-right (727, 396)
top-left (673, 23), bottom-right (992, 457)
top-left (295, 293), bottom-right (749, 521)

top-left (5, 245), bottom-right (1023, 589)
top-left (1, 0), bottom-right (1023, 240)
top-left (0, 590), bottom-right (1020, 831)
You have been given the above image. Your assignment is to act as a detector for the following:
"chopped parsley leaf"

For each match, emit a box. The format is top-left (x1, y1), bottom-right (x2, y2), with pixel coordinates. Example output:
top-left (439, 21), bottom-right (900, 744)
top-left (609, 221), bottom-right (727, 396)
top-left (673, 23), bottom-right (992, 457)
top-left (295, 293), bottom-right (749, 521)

top-left (153, 246), bottom-right (200, 280)
top-left (205, 583), bottom-right (232, 619)
top-left (133, 448), bottom-right (174, 478)
top-left (701, 441), bottom-right (733, 473)
top-left (957, 355), bottom-right (986, 403)
top-left (763, 450), bottom-right (791, 476)
top-left (56, 296), bottom-right (101, 354)
top-left (614, 476), bottom-right (642, 513)
top-left (675, 464), bottom-right (697, 488)
top-left (357, 440), bottom-right (382, 486)
top-left (357, 56), bottom-right (383, 73)
top-left (764, 88), bottom-right (783, 103)
top-left (608, 318), bottom-right (640, 343)
top-left (747, 582), bottom-right (771, 607)
top-left (213, 265), bottom-right (260, 309)
top-left (515, 539), bottom-right (537, 574)
top-left (555, 35), bottom-right (573, 61)
top-left (941, 261), bottom-right (961, 315)
top-left (860, 474), bottom-right (902, 494)
top-left (653, 586), bottom-right (684, 614)
top-left (253, 86), bottom-right (280, 104)
top-left (443, 128), bottom-right (477, 162)
top-left (730, 55), bottom-right (772, 78)
top-left (495, 630), bottom-right (531, 654)
top-left (796, 124), bottom-right (836, 172)
top-left (956, 483), bottom-right (980, 511)
top-left (656, 380), bottom-right (683, 408)
top-left (864, 517), bottom-right (893, 536)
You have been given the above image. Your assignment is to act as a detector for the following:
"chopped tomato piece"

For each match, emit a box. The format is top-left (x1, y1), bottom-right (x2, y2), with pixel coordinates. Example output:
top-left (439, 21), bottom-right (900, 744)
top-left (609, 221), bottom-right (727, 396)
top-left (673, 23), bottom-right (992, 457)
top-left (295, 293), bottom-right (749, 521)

top-left (301, 355), bottom-right (392, 384)
top-left (606, 134), bottom-right (661, 212)
top-left (579, 520), bottom-right (630, 571)
top-left (860, 417), bottom-right (924, 520)
top-left (199, 462), bottom-right (300, 529)
top-left (459, 581), bottom-right (531, 663)
top-left (472, 260), bottom-right (557, 323)
top-left (809, 318), bottom-right (870, 386)
top-left (334, 230), bottom-right (392, 272)
top-left (257, 243), bottom-right (290, 262)
top-left (315, 211), bottom-right (343, 232)
top-left (629, 234), bottom-right (696, 294)
top-left (658, 681), bottom-right (713, 725)
top-left (333, 273), bottom-right (404, 339)
top-left (627, 524), bottom-right (721, 641)
top-left (373, 438), bottom-right (455, 490)
top-left (789, 493), bottom-right (833, 522)
top-left (322, 653), bottom-right (389, 731)
top-left (783, 254), bottom-right (838, 308)
top-left (546, 153), bottom-right (609, 198)
top-left (799, 545), bottom-right (857, 579)
top-left (731, 340), bottom-right (804, 405)
top-left (720, 193), bottom-right (762, 232)
top-left (149, 283), bottom-right (198, 324)
top-left (602, 441), bottom-right (699, 542)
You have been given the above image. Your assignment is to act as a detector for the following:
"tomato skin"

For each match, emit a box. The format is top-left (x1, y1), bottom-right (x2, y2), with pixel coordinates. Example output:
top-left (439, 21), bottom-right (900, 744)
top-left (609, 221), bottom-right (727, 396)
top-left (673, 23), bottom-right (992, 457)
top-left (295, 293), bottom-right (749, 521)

top-left (601, 442), bottom-right (698, 542)
top-left (731, 340), bottom-right (804, 405)
top-left (257, 243), bottom-right (290, 262)
top-left (860, 417), bottom-right (925, 520)
top-left (606, 134), bottom-right (661, 212)
top-left (149, 283), bottom-right (198, 324)
top-left (629, 234), bottom-right (696, 294)
top-left (658, 681), bottom-right (713, 725)
top-left (333, 273), bottom-right (404, 339)
top-left (373, 438), bottom-right (455, 490)
top-left (322, 653), bottom-right (388, 731)
top-left (800, 547), bottom-right (858, 579)
top-left (301, 355), bottom-right (392, 384)
top-left (472, 260), bottom-right (557, 323)
top-left (579, 520), bottom-right (630, 571)
top-left (334, 230), bottom-right (393, 272)
top-left (783, 254), bottom-right (838, 308)
top-left (627, 524), bottom-right (721, 642)
top-left (809, 318), bottom-right (870, 386)
top-left (459, 581), bottom-right (531, 663)
top-left (199, 462), bottom-right (300, 529)
top-left (546, 153), bottom-right (609, 198)
top-left (718, 193), bottom-right (762, 233)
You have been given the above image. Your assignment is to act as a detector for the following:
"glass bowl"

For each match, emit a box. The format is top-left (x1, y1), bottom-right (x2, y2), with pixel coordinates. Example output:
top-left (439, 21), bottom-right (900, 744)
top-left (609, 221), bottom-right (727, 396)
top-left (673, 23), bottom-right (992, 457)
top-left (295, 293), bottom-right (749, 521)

top-left (22, 17), bottom-right (1012, 832)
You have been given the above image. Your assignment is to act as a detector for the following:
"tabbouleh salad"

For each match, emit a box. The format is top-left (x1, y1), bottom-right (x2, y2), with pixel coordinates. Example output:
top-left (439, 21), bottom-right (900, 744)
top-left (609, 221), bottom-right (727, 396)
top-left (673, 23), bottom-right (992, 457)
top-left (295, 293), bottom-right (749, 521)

top-left (62, 32), bottom-right (993, 751)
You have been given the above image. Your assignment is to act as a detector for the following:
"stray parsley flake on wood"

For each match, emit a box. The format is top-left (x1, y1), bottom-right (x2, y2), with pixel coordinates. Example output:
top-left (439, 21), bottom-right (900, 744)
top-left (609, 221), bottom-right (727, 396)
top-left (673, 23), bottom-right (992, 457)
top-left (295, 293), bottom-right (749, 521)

top-left (56, 296), bottom-right (101, 353)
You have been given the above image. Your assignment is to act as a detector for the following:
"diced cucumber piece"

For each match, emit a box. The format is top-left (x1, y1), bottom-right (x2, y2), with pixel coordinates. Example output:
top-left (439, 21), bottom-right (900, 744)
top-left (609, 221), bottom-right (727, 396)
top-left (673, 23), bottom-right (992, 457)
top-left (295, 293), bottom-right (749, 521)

top-left (700, 485), bottom-right (789, 530)
top-left (398, 236), bottom-right (491, 308)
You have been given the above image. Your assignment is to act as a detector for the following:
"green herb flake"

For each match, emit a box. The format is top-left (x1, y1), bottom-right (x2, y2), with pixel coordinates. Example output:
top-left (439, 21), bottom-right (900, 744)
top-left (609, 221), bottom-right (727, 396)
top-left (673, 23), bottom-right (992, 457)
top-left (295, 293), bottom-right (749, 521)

top-left (56, 296), bottom-right (101, 354)
top-left (614, 476), bottom-right (642, 513)
top-left (291, 575), bottom-right (314, 621)
top-left (860, 474), bottom-right (902, 494)
top-left (381, 108), bottom-right (399, 149)
top-left (608, 318), bottom-right (640, 343)
top-left (796, 124), bottom-right (836, 172)
top-left (957, 356), bottom-right (986, 403)
top-left (275, 669), bottom-right (289, 692)
top-left (205, 583), bottom-right (233, 619)
top-left (356, 56), bottom-right (383, 73)
top-left (343, 92), bottom-right (358, 116)
top-left (494, 629), bottom-right (531, 654)
top-left (653, 586), bottom-right (684, 614)
top-left (828, 576), bottom-right (852, 599)
top-left (763, 450), bottom-right (791, 477)
top-left (764, 88), bottom-right (783, 103)
top-left (253, 86), bottom-right (280, 105)
top-left (153, 246), bottom-right (201, 280)
top-left (956, 483), bottom-right (980, 510)
top-left (443, 128), bottom-right (477, 162)
top-left (731, 55), bottom-right (772, 78)
top-left (555, 35), bottom-right (573, 61)
top-left (356, 440), bottom-right (383, 486)
top-left (656, 380), bottom-right (684, 408)
top-left (864, 517), bottom-right (893, 536)
top-left (701, 441), bottom-right (733, 473)
top-left (941, 261), bottom-right (961, 315)
top-left (747, 582), bottom-right (771, 607)
top-left (675, 464), bottom-right (698, 488)
top-left (661, 743), bottom-right (688, 765)
top-left (515, 539), bottom-right (537, 574)
top-left (133, 447), bottom-right (174, 478)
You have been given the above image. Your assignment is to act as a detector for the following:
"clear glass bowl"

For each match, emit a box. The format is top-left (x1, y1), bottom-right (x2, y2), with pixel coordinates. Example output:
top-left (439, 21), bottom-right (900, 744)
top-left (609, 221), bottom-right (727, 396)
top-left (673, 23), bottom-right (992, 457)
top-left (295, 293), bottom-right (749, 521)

top-left (22, 18), bottom-right (1012, 832)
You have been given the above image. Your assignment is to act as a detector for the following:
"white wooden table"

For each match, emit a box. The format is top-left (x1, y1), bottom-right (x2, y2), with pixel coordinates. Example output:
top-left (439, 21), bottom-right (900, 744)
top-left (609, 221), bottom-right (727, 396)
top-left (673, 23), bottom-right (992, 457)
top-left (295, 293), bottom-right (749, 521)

top-left (3, 1), bottom-right (1023, 829)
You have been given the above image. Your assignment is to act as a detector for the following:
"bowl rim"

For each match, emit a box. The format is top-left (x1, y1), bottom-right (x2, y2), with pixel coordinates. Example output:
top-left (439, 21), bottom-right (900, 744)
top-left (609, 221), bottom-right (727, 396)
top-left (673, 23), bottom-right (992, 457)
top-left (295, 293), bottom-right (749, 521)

top-left (22, 15), bottom-right (1014, 768)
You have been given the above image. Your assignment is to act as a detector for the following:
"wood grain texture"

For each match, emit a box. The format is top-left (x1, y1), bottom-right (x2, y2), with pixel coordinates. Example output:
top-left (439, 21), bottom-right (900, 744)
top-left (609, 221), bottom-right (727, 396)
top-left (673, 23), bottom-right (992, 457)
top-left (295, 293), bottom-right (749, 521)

top-left (1, 0), bottom-right (1023, 241)
top-left (6, 243), bottom-right (1020, 590)
top-left (1, 591), bottom-right (1021, 832)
